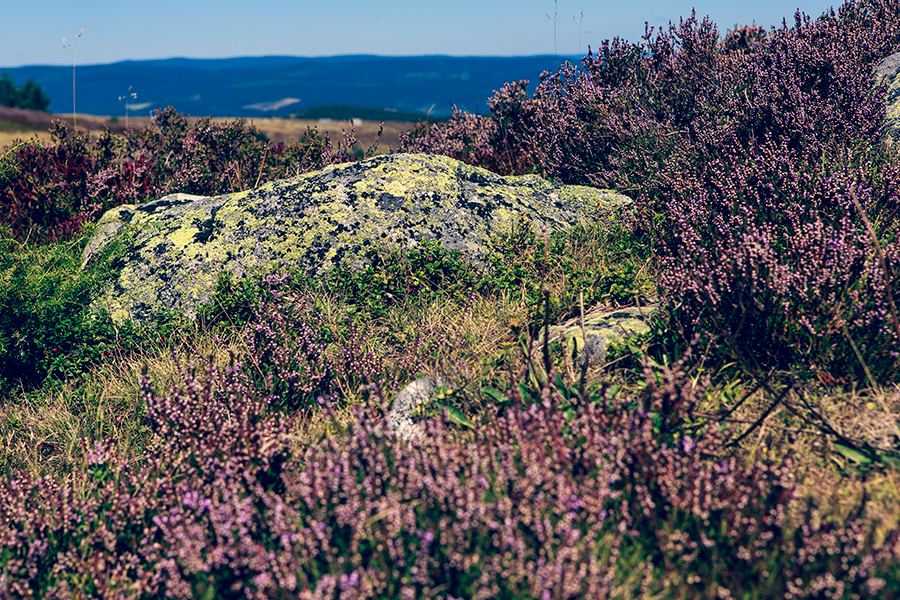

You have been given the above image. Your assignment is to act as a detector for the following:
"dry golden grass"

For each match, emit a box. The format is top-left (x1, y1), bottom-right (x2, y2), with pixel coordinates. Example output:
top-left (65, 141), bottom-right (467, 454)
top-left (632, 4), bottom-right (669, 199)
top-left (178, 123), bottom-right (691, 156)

top-left (689, 374), bottom-right (900, 535)
top-left (0, 123), bottom-right (54, 150)
top-left (0, 109), bottom-right (416, 154)
top-left (0, 325), bottom-right (247, 476)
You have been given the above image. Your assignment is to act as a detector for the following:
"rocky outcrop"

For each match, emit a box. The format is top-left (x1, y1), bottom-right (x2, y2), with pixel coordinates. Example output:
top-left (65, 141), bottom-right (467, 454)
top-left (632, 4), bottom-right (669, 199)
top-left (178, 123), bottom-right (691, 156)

top-left (533, 303), bottom-right (658, 368)
top-left (83, 153), bottom-right (633, 325)
top-left (387, 304), bottom-right (658, 443)
top-left (875, 52), bottom-right (900, 148)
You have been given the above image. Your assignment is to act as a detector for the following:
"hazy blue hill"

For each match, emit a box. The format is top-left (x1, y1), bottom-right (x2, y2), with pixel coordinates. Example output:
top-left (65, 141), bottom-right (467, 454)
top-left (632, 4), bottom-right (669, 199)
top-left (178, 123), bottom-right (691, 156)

top-left (112, 56), bottom-right (320, 70)
top-left (1, 55), bottom-right (578, 118)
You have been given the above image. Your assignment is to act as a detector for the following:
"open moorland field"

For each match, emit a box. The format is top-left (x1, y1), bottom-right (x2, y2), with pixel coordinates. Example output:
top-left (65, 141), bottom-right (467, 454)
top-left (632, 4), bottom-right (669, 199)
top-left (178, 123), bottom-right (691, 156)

top-left (0, 106), bottom-right (413, 154)
top-left (3, 2), bottom-right (900, 598)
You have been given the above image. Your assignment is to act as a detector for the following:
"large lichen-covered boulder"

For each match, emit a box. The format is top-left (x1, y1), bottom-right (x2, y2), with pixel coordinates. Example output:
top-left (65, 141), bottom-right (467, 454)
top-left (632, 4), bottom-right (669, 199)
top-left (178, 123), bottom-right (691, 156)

top-left (875, 52), bottom-right (900, 147)
top-left (83, 153), bottom-right (633, 325)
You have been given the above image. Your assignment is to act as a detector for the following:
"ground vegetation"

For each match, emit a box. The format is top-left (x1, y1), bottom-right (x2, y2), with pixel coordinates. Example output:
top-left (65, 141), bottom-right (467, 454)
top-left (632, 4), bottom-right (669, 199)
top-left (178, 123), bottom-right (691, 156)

top-left (1, 1), bottom-right (900, 597)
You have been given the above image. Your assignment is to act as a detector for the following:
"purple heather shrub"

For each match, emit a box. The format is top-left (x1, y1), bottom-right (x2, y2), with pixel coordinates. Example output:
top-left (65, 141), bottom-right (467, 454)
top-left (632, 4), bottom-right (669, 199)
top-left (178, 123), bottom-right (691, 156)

top-left (2, 354), bottom-right (899, 598)
top-left (238, 273), bottom-right (439, 411)
top-left (400, 107), bottom-right (502, 172)
top-left (110, 107), bottom-right (360, 199)
top-left (240, 276), bottom-right (337, 410)
top-left (399, 80), bottom-right (546, 176)
top-left (0, 107), bottom-right (361, 244)
top-left (403, 0), bottom-right (900, 380)
top-left (526, 2), bottom-right (900, 189)
top-left (633, 3), bottom-right (900, 379)
top-left (655, 135), bottom-right (900, 377)
top-left (0, 122), bottom-right (113, 243)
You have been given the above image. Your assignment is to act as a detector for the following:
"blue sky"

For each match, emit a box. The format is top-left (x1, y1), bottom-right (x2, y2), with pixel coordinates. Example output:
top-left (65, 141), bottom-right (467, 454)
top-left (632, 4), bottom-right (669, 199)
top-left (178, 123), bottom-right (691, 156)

top-left (2, 0), bottom-right (835, 68)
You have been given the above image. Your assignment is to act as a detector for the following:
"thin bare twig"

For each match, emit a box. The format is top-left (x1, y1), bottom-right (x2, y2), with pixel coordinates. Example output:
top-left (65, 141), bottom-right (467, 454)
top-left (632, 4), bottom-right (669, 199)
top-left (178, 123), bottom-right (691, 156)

top-left (726, 379), bottom-right (796, 448)
top-left (253, 143), bottom-right (270, 189)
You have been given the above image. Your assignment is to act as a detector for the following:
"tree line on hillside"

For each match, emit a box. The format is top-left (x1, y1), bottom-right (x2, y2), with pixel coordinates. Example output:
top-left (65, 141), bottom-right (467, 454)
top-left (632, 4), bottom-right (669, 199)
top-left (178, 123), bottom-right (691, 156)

top-left (286, 105), bottom-right (448, 123)
top-left (0, 71), bottom-right (51, 112)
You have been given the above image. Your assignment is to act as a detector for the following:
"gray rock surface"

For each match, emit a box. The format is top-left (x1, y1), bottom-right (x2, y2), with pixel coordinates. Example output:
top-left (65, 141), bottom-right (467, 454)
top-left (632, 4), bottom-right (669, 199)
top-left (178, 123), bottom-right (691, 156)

top-left (875, 52), bottom-right (900, 148)
top-left (533, 303), bottom-right (658, 369)
top-left (83, 153), bottom-right (633, 325)
top-left (386, 376), bottom-right (450, 443)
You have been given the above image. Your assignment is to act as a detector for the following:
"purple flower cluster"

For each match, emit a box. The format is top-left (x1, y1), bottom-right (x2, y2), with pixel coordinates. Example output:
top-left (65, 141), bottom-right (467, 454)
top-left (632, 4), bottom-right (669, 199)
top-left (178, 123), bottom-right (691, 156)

top-left (401, 0), bottom-right (900, 380)
top-left (2, 349), bottom-right (898, 598)
top-left (237, 274), bottom-right (438, 411)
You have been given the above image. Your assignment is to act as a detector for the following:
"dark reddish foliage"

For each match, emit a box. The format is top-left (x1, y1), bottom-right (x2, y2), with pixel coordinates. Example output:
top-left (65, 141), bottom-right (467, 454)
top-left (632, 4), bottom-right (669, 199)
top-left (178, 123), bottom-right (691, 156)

top-left (0, 107), bottom-right (363, 244)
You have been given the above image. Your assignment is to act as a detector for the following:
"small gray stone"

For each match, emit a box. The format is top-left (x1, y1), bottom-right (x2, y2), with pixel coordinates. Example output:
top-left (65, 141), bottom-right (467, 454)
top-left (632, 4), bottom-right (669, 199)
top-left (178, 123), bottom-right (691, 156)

top-left (387, 376), bottom-right (449, 443)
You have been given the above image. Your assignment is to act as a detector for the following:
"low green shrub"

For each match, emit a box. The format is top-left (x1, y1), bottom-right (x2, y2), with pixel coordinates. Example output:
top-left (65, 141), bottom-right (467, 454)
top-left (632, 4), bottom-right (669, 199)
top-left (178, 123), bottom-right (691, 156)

top-left (197, 214), bottom-right (653, 337)
top-left (0, 223), bottom-right (181, 397)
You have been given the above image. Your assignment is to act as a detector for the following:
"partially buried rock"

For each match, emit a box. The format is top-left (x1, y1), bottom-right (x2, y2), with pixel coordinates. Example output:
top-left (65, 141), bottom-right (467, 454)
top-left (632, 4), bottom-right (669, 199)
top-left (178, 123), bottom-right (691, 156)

top-left (83, 153), bottom-right (633, 326)
top-left (875, 52), bottom-right (900, 148)
top-left (387, 376), bottom-right (450, 444)
top-left (533, 303), bottom-right (658, 369)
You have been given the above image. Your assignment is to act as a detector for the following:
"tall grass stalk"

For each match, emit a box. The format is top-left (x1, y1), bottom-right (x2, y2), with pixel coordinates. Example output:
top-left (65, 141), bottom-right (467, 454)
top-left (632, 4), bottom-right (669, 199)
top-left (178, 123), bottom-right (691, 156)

top-left (119, 85), bottom-right (136, 130)
top-left (573, 10), bottom-right (590, 56)
top-left (546, 0), bottom-right (560, 66)
top-left (62, 28), bottom-right (86, 131)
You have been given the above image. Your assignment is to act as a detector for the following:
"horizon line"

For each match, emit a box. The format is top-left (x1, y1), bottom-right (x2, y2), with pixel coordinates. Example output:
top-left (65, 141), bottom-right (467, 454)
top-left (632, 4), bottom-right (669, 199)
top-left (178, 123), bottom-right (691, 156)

top-left (2, 53), bottom-right (588, 70)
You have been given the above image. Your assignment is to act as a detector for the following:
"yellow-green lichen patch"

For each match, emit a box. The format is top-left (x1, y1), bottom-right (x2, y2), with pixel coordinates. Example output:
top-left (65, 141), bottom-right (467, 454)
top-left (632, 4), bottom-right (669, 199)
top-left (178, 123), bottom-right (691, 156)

top-left (875, 53), bottom-right (900, 147)
top-left (535, 304), bottom-right (658, 368)
top-left (886, 75), bottom-right (900, 146)
top-left (84, 153), bottom-right (634, 325)
top-left (228, 189), bottom-right (254, 203)
top-left (167, 225), bottom-right (200, 249)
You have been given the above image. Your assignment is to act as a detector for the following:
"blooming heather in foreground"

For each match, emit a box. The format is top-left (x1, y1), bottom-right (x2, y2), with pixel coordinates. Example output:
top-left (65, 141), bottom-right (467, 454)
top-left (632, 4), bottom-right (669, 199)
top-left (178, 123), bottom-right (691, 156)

top-left (2, 354), bottom-right (898, 598)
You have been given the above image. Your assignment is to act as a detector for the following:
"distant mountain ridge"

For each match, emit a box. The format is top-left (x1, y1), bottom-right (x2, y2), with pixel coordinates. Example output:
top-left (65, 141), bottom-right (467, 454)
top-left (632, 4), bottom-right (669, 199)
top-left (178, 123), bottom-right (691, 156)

top-left (0, 55), bottom-right (579, 119)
